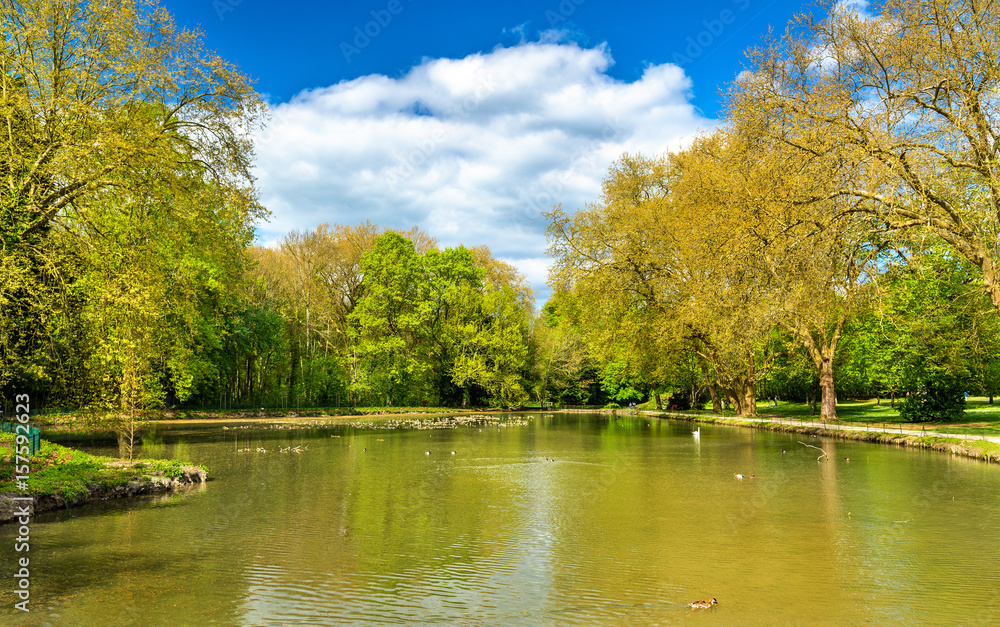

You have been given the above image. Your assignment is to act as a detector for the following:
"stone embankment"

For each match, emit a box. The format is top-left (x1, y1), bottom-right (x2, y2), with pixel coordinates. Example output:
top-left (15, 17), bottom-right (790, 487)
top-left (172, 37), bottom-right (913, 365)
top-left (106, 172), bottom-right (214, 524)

top-left (0, 465), bottom-right (206, 524)
top-left (640, 410), bottom-right (1000, 464)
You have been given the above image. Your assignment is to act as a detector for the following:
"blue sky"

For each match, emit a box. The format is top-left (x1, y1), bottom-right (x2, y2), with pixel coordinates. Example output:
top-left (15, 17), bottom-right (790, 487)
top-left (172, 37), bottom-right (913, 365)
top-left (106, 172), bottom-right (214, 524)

top-left (162, 0), bottom-right (826, 306)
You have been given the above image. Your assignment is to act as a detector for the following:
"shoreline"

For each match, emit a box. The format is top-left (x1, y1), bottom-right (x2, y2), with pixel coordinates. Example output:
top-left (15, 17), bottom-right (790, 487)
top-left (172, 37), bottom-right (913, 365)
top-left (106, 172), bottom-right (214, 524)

top-left (0, 464), bottom-right (206, 524)
top-left (637, 410), bottom-right (1000, 464)
top-left (7, 408), bottom-right (997, 524)
top-left (154, 410), bottom-right (494, 426)
top-left (32, 409), bottom-right (507, 433)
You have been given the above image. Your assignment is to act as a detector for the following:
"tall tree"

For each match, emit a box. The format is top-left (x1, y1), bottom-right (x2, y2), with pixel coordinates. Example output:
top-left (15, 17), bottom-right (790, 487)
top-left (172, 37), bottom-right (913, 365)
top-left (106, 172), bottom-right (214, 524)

top-left (0, 0), bottom-right (264, 406)
top-left (451, 285), bottom-right (531, 408)
top-left (348, 233), bottom-right (455, 405)
top-left (740, 0), bottom-right (1000, 312)
top-left (0, 0), bottom-right (263, 246)
top-left (687, 114), bottom-right (889, 420)
top-left (546, 153), bottom-right (781, 416)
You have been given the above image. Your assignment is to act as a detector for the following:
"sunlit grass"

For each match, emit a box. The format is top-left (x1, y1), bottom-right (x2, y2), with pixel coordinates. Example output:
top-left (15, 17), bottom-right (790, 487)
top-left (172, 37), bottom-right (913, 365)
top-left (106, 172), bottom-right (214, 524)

top-left (643, 396), bottom-right (1000, 434)
top-left (757, 397), bottom-right (1000, 433)
top-left (0, 432), bottom-right (200, 499)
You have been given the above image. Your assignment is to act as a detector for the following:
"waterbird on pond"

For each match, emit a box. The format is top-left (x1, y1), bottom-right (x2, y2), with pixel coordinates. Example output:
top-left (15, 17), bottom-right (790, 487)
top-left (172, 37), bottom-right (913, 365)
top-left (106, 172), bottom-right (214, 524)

top-left (692, 428), bottom-right (700, 437)
top-left (689, 598), bottom-right (718, 609)
top-left (734, 473), bottom-right (744, 479)
top-left (425, 451), bottom-right (430, 455)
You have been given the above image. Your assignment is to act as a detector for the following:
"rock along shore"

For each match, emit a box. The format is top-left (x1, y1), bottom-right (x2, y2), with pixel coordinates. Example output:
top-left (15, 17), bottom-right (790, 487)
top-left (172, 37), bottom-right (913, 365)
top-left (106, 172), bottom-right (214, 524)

top-left (0, 465), bottom-right (206, 524)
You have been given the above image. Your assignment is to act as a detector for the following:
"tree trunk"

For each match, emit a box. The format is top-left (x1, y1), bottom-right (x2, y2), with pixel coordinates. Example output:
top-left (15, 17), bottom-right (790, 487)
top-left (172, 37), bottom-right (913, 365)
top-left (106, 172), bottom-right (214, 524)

top-left (289, 326), bottom-right (300, 396)
top-left (793, 313), bottom-right (846, 421)
top-left (976, 252), bottom-right (1000, 314)
top-left (738, 379), bottom-right (757, 416)
top-left (727, 389), bottom-right (741, 415)
top-left (740, 352), bottom-right (757, 416)
top-left (723, 379), bottom-right (757, 416)
top-left (708, 385), bottom-right (722, 413)
top-left (246, 357), bottom-right (253, 403)
top-left (655, 392), bottom-right (662, 410)
top-left (819, 358), bottom-right (838, 420)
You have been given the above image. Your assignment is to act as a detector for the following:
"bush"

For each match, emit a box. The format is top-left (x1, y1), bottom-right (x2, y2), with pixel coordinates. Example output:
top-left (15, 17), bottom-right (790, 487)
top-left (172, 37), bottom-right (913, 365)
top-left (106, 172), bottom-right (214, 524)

top-left (899, 375), bottom-right (965, 422)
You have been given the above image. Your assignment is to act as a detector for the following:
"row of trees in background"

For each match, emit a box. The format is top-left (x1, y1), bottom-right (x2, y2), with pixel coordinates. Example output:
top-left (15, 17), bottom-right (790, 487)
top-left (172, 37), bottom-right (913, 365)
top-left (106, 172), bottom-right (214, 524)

top-left (0, 0), bottom-right (550, 416)
top-left (0, 0), bottom-right (264, 432)
top-left (238, 223), bottom-right (535, 408)
top-left (4, 209), bottom-right (543, 411)
top-left (6, 0), bottom-right (1000, 422)
top-left (0, 1), bottom-right (542, 414)
top-left (543, 0), bottom-right (1000, 421)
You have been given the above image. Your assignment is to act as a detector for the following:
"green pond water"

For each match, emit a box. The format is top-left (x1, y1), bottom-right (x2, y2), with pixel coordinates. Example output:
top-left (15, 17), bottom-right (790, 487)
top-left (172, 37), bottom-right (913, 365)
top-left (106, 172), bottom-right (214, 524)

top-left (2, 413), bottom-right (1000, 626)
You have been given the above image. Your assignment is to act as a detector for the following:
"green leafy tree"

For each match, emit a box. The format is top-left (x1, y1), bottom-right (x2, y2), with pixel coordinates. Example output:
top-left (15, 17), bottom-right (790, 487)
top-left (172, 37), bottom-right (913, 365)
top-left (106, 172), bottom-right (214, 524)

top-left (451, 286), bottom-right (530, 408)
top-left (0, 0), bottom-right (263, 248)
top-left (839, 245), bottom-right (998, 415)
top-left (599, 361), bottom-right (643, 405)
top-left (349, 232), bottom-right (533, 407)
top-left (349, 233), bottom-right (426, 405)
top-left (533, 292), bottom-right (596, 405)
top-left (1, 0), bottom-right (264, 410)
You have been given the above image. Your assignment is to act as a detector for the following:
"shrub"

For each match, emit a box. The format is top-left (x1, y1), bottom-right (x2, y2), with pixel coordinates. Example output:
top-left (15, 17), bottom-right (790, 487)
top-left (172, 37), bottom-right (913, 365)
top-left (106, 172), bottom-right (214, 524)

top-left (899, 375), bottom-right (965, 422)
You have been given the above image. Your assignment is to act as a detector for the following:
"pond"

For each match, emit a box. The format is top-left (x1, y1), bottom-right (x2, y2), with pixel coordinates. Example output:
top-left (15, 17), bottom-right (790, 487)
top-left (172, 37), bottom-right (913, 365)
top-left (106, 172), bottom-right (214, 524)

top-left (2, 413), bottom-right (1000, 625)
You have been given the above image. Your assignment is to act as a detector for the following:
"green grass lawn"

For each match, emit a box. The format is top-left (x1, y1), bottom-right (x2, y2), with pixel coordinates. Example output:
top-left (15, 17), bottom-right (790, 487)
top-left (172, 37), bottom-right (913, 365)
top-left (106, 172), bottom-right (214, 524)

top-left (1, 432), bottom-right (201, 499)
top-left (642, 396), bottom-right (1000, 435)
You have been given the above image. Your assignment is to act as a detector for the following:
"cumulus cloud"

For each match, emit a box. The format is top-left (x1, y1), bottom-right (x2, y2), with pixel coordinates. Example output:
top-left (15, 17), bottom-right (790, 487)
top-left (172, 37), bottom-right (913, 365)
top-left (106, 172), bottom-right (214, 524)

top-left (253, 40), bottom-right (716, 306)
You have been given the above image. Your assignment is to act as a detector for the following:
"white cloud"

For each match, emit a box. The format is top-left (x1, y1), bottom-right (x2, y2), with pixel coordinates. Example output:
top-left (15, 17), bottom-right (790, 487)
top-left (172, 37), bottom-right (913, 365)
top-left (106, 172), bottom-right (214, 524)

top-left (833, 0), bottom-right (871, 18)
top-left (253, 40), bottom-right (716, 306)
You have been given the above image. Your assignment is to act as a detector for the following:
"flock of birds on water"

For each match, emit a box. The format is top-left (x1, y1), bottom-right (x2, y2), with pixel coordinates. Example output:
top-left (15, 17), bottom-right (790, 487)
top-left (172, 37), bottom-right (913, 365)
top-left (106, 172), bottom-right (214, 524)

top-left (235, 445), bottom-right (308, 454)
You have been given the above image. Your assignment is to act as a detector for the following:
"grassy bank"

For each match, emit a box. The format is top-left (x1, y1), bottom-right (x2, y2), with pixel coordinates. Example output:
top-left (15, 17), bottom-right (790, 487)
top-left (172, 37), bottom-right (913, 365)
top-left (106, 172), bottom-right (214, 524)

top-left (638, 396), bottom-right (1000, 436)
top-left (639, 411), bottom-right (1000, 464)
top-left (0, 432), bottom-right (204, 500)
